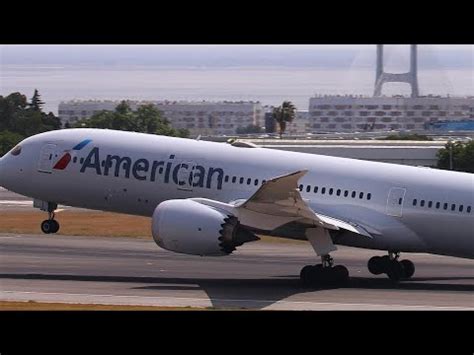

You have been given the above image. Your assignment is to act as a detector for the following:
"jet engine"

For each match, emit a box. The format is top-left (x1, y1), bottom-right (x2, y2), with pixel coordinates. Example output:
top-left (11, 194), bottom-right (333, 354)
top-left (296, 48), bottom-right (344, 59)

top-left (152, 199), bottom-right (259, 256)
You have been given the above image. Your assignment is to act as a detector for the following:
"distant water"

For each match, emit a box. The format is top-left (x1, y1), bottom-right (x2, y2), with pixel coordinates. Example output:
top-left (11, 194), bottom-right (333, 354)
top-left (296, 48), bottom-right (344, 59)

top-left (1, 65), bottom-right (472, 114)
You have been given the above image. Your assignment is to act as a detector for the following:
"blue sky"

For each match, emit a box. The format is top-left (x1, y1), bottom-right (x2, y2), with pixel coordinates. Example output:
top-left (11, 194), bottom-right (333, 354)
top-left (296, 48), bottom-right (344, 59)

top-left (1, 45), bottom-right (472, 69)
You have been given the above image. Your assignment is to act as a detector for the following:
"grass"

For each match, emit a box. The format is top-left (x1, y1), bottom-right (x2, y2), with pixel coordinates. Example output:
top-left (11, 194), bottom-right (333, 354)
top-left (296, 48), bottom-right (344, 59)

top-left (0, 210), bottom-right (305, 244)
top-left (0, 300), bottom-right (209, 311)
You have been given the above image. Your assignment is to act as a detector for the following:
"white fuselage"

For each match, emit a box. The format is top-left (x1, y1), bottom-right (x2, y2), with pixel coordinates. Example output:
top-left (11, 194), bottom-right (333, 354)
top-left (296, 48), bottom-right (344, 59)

top-left (1, 129), bottom-right (473, 259)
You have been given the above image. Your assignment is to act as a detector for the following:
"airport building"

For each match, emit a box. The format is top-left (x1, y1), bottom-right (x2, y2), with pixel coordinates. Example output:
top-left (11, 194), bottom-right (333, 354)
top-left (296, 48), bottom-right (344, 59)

top-left (58, 100), bottom-right (264, 137)
top-left (308, 95), bottom-right (474, 133)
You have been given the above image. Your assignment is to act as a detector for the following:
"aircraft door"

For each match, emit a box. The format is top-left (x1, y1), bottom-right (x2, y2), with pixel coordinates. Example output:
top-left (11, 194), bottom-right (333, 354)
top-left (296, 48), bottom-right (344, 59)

top-left (385, 187), bottom-right (406, 217)
top-left (38, 144), bottom-right (57, 173)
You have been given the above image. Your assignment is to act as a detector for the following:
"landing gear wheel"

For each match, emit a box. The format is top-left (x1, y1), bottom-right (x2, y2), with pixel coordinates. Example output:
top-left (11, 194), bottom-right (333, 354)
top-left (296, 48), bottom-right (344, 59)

top-left (41, 220), bottom-right (53, 234)
top-left (386, 260), bottom-right (403, 282)
top-left (400, 259), bottom-right (415, 279)
top-left (368, 256), bottom-right (384, 275)
top-left (333, 265), bottom-right (349, 284)
top-left (300, 265), bottom-right (315, 286)
top-left (40, 219), bottom-right (60, 234)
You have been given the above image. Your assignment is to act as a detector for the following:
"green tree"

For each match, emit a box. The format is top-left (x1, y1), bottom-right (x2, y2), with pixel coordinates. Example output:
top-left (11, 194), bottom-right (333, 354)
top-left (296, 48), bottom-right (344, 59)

top-left (272, 101), bottom-right (296, 138)
top-left (236, 124), bottom-right (264, 134)
top-left (74, 102), bottom-right (189, 138)
top-left (437, 141), bottom-right (474, 173)
top-left (30, 89), bottom-right (45, 111)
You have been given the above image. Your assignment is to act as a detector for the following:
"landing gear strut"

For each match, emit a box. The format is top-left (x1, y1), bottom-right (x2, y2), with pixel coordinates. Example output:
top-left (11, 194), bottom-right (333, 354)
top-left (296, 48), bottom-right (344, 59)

top-left (368, 252), bottom-right (415, 281)
top-left (41, 211), bottom-right (60, 234)
top-left (300, 254), bottom-right (349, 287)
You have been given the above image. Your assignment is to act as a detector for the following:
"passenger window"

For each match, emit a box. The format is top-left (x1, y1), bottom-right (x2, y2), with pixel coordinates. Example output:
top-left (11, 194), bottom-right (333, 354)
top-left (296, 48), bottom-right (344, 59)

top-left (468, 206), bottom-right (472, 213)
top-left (306, 185), bottom-right (311, 193)
top-left (344, 190), bottom-right (349, 197)
top-left (459, 205), bottom-right (463, 212)
top-left (436, 202), bottom-right (440, 209)
top-left (444, 203), bottom-right (448, 210)
top-left (73, 157), bottom-right (78, 163)
top-left (314, 186), bottom-right (318, 193)
top-left (232, 176), bottom-right (237, 183)
top-left (247, 178), bottom-right (251, 185)
top-left (428, 201), bottom-right (433, 208)
top-left (239, 177), bottom-right (244, 184)
top-left (413, 199), bottom-right (417, 206)
top-left (336, 189), bottom-right (341, 196)
top-left (321, 187), bottom-right (326, 194)
top-left (329, 188), bottom-right (333, 195)
top-left (451, 204), bottom-right (456, 211)
top-left (420, 200), bottom-right (425, 207)
top-left (254, 179), bottom-right (259, 186)
top-left (398, 197), bottom-right (402, 205)
top-left (224, 175), bottom-right (229, 183)
top-left (360, 192), bottom-right (364, 199)
top-left (351, 191), bottom-right (356, 198)
top-left (262, 180), bottom-right (266, 184)
top-left (367, 193), bottom-right (371, 201)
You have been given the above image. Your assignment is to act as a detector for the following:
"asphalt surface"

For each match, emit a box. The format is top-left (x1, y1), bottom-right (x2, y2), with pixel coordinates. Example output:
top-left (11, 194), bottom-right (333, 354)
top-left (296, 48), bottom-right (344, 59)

top-left (0, 233), bottom-right (473, 310)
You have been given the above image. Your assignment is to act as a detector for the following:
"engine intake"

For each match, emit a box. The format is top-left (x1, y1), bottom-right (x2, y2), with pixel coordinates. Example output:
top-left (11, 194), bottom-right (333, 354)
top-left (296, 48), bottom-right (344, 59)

top-left (152, 199), bottom-right (259, 256)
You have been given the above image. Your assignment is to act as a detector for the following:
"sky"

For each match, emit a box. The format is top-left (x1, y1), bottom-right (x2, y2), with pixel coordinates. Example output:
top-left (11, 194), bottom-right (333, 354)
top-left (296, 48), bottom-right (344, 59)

top-left (1, 45), bottom-right (472, 70)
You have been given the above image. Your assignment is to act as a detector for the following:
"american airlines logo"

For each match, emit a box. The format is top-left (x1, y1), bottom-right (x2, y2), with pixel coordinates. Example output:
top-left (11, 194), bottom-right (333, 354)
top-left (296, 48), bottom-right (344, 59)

top-left (53, 139), bottom-right (92, 170)
top-left (79, 146), bottom-right (224, 190)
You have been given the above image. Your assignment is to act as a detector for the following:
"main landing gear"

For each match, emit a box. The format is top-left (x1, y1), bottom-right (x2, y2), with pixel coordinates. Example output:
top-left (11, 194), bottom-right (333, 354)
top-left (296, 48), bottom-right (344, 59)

top-left (300, 255), bottom-right (349, 287)
top-left (368, 252), bottom-right (415, 282)
top-left (41, 211), bottom-right (60, 234)
top-left (300, 227), bottom-right (349, 287)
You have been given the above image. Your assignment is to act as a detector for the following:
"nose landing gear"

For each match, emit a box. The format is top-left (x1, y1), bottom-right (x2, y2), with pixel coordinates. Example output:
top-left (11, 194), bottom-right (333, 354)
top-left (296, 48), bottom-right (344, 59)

top-left (41, 211), bottom-right (60, 234)
top-left (368, 252), bottom-right (415, 281)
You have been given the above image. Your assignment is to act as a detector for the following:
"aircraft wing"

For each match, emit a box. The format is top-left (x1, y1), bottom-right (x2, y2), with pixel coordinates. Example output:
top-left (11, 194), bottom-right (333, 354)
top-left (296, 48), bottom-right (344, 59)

top-left (233, 170), bottom-right (374, 238)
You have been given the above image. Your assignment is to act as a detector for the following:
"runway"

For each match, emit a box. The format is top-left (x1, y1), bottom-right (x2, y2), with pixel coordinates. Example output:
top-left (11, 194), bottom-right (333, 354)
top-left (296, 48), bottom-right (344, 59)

top-left (0, 233), bottom-right (473, 310)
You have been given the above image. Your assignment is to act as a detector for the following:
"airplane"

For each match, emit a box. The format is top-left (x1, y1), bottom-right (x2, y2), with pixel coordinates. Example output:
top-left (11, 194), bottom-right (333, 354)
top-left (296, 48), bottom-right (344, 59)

top-left (0, 128), bottom-right (473, 286)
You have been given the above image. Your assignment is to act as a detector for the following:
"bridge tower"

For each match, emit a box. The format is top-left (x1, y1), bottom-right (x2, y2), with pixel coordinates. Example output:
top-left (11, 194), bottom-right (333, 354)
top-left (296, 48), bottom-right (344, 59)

top-left (374, 45), bottom-right (419, 98)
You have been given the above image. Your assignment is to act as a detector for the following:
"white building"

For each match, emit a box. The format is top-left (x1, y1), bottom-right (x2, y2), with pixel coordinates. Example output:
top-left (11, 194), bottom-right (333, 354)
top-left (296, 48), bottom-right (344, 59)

top-left (308, 95), bottom-right (474, 133)
top-left (286, 111), bottom-right (310, 134)
top-left (58, 100), bottom-right (264, 137)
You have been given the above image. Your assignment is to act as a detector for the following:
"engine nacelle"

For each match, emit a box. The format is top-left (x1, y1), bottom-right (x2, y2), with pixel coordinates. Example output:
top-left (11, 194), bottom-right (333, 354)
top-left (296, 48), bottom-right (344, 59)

top-left (152, 199), bottom-right (259, 256)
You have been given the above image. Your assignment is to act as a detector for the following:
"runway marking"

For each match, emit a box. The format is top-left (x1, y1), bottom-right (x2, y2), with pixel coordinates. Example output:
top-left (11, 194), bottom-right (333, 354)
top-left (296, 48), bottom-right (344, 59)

top-left (1, 290), bottom-right (472, 310)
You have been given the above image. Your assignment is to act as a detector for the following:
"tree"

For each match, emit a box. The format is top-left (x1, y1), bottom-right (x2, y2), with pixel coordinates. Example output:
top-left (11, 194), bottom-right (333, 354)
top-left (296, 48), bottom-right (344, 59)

top-left (437, 141), bottom-right (474, 173)
top-left (74, 102), bottom-right (189, 138)
top-left (30, 89), bottom-right (45, 111)
top-left (272, 101), bottom-right (296, 138)
top-left (236, 124), bottom-right (264, 134)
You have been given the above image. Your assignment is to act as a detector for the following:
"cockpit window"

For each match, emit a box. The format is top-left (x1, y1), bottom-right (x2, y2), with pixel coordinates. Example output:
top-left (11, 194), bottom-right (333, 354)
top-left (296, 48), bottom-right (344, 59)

top-left (10, 145), bottom-right (22, 156)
